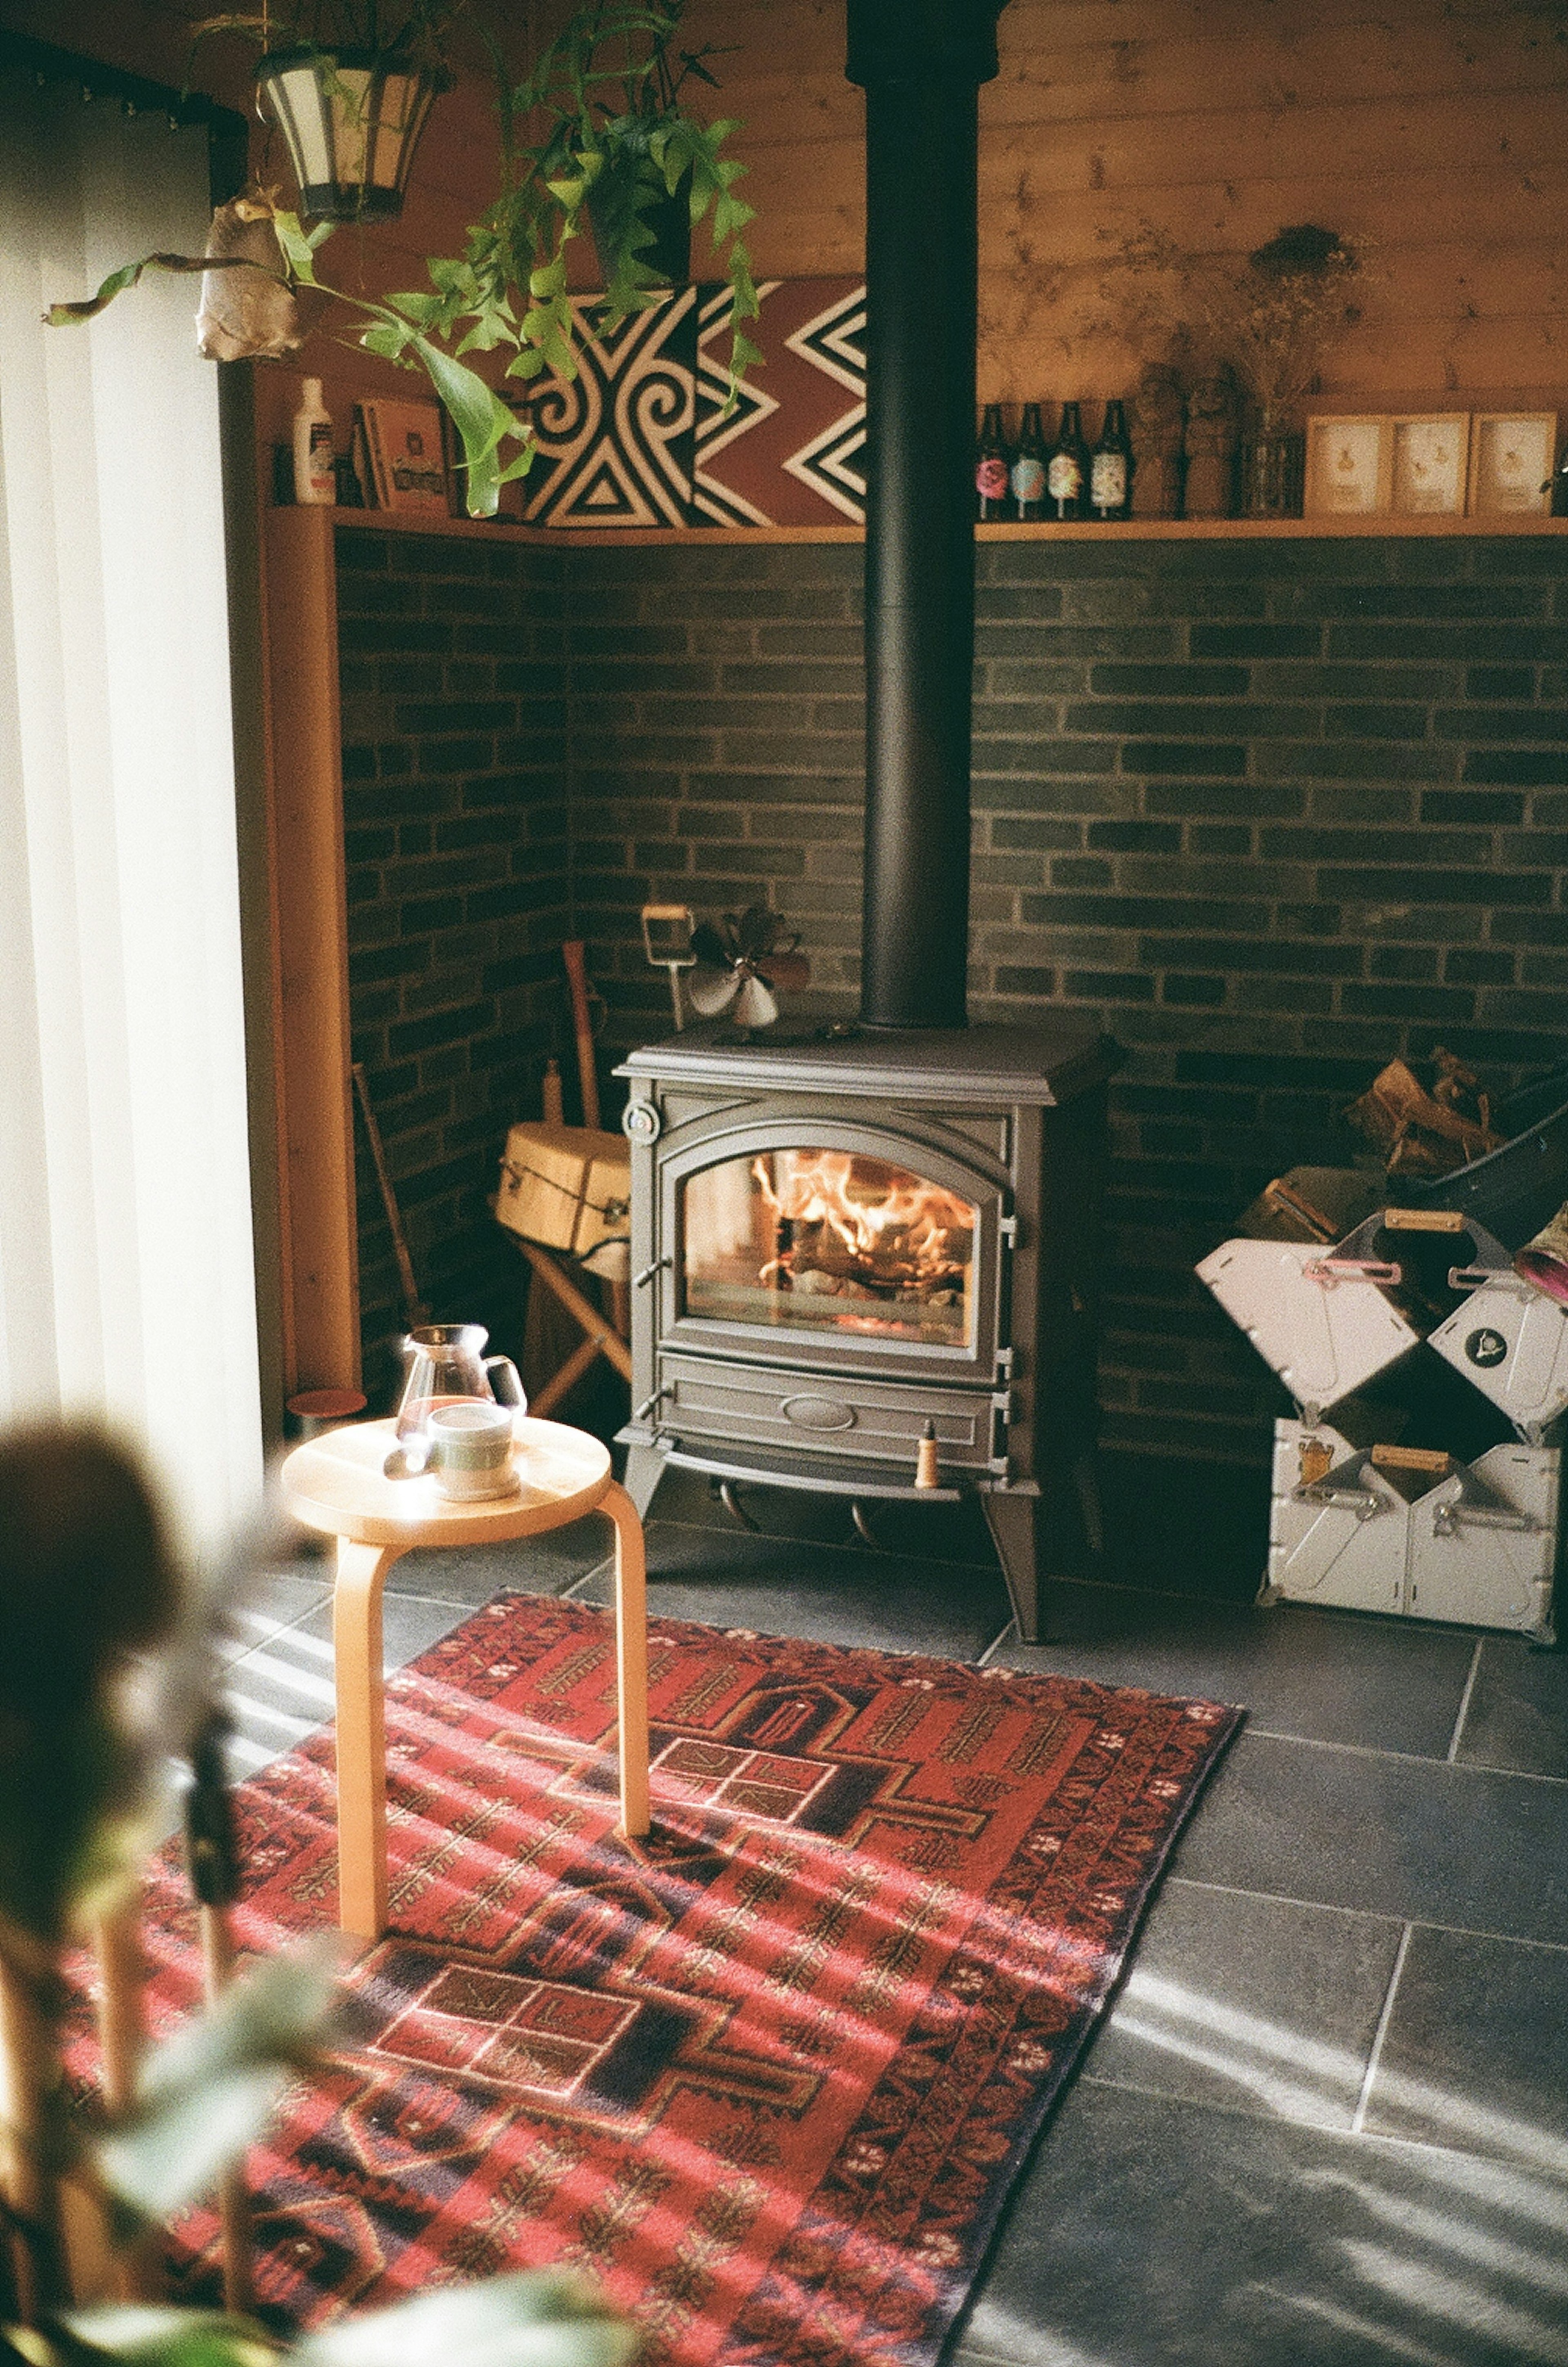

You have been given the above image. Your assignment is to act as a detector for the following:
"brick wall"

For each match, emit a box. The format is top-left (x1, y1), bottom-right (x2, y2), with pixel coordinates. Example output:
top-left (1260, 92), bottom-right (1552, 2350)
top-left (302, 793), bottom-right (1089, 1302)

top-left (335, 526), bottom-right (1568, 1469)
top-left (559, 534), bottom-right (1568, 1472)
top-left (335, 527), bottom-right (570, 1392)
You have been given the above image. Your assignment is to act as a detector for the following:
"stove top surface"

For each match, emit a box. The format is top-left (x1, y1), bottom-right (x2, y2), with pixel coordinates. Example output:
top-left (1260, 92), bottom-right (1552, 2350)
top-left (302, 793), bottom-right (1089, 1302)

top-left (616, 1018), bottom-right (1118, 1106)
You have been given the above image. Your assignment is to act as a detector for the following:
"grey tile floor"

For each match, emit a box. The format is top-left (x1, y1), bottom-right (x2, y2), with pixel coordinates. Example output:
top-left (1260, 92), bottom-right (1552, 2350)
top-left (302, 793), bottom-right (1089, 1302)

top-left (221, 1466), bottom-right (1568, 2367)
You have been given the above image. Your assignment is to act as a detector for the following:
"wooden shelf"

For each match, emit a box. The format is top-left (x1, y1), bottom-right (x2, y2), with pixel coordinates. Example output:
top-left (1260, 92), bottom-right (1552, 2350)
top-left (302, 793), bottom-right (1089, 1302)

top-left (327, 506), bottom-right (1568, 546)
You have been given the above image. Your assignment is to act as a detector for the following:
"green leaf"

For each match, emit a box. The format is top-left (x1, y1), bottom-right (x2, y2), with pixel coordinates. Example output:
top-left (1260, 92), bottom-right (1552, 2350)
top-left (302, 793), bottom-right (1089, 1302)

top-left (96, 1940), bottom-right (341, 2224)
top-left (43, 248), bottom-right (273, 327)
top-left (57, 2309), bottom-right (279, 2367)
top-left (268, 208), bottom-right (318, 288)
top-left (45, 260), bottom-right (157, 325)
top-left (412, 337), bottom-right (530, 518)
top-left (294, 2273), bottom-right (638, 2367)
top-left (359, 320), bottom-right (413, 361)
top-left (387, 292), bottom-right (446, 329)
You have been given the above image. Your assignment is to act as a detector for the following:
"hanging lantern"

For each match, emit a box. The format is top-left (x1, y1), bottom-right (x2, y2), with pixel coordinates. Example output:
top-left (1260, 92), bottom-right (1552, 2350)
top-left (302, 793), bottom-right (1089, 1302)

top-left (256, 47), bottom-right (450, 224)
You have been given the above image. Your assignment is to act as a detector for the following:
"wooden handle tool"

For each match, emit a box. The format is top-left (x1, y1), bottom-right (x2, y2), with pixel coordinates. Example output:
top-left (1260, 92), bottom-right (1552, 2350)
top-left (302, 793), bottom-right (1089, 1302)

top-left (562, 941), bottom-right (601, 1130)
top-left (352, 1063), bottom-right (429, 1332)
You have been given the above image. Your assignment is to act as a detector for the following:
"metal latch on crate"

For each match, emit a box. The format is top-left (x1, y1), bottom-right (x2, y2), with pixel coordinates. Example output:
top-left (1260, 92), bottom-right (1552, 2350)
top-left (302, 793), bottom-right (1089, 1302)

top-left (1431, 1497), bottom-right (1546, 1537)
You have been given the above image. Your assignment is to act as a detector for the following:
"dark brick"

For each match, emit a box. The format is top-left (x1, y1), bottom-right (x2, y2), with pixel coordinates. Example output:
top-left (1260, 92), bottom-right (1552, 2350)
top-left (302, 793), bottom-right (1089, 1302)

top-left (1087, 663), bottom-right (1250, 697)
top-left (1434, 706), bottom-right (1568, 744)
top-left (1341, 983), bottom-right (1477, 1021)
top-left (1086, 821), bottom-right (1183, 852)
top-left (1321, 704), bottom-right (1434, 742)
top-left (1463, 751), bottom-right (1568, 786)
top-left (1066, 701), bottom-right (1307, 737)
top-left (1445, 949), bottom-right (1516, 984)
top-left (1261, 826), bottom-right (1488, 867)
top-left (1316, 868), bottom-right (1549, 906)
top-left (1122, 742), bottom-right (1249, 777)
top-left (993, 965), bottom-right (1056, 994)
top-left (1297, 584), bottom-right (1550, 621)
top-left (1145, 938), bottom-right (1362, 978)
top-left (1025, 894), bottom-right (1270, 932)
top-left (1145, 780), bottom-right (1303, 818)
top-left (1421, 788), bottom-right (1526, 824)
top-left (1189, 624), bottom-right (1321, 658)
top-left (1330, 625), bottom-right (1568, 663)
top-left (990, 818), bottom-right (1081, 851)
top-left (1467, 666), bottom-right (1535, 700)
top-left (1065, 970), bottom-right (1155, 1001)
top-left (1370, 946), bottom-right (1439, 981)
top-left (1161, 974), bottom-right (1228, 1005)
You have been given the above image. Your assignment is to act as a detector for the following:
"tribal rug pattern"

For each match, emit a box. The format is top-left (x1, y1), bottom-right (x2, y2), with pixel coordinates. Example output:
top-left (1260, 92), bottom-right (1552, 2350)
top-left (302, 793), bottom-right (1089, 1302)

top-left (517, 278), bottom-right (866, 529)
top-left (76, 1598), bottom-right (1240, 2367)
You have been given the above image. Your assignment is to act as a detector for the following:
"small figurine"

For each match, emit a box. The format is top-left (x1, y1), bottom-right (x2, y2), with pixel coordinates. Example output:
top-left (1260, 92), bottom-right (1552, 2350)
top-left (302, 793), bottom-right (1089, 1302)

top-left (1183, 370), bottom-right (1241, 518)
top-left (1129, 363), bottom-right (1185, 518)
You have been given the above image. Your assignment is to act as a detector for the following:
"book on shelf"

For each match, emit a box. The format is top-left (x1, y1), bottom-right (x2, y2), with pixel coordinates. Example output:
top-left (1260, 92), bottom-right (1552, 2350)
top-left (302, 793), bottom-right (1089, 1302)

top-left (354, 399), bottom-right (449, 515)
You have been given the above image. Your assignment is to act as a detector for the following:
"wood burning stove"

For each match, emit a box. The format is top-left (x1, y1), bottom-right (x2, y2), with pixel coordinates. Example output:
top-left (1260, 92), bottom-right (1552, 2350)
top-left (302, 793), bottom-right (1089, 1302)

top-left (612, 3), bottom-right (1116, 1641)
top-left (615, 1025), bottom-right (1113, 1640)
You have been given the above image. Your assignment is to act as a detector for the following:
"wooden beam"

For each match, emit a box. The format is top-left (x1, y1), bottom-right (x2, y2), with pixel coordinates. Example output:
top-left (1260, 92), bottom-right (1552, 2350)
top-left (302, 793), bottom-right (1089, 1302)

top-left (263, 506), bottom-right (361, 1398)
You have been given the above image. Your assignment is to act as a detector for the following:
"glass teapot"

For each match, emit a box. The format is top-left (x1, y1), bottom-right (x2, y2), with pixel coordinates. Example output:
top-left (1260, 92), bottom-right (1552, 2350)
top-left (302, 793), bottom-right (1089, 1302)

top-left (390, 1323), bottom-right (525, 1475)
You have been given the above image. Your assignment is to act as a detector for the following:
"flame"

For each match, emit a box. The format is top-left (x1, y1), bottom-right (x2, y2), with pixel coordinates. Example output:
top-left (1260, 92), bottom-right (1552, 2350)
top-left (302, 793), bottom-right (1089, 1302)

top-left (751, 1151), bottom-right (972, 1294)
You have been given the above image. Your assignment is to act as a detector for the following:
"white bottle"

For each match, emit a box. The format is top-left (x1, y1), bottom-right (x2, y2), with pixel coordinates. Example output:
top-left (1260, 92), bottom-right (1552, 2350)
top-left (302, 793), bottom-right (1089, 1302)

top-left (292, 376), bottom-right (335, 505)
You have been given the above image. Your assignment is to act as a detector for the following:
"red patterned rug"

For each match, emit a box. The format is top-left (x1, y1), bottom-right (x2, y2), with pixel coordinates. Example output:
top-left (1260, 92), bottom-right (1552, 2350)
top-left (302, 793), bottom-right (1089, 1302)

top-left (80, 1596), bottom-right (1241, 2366)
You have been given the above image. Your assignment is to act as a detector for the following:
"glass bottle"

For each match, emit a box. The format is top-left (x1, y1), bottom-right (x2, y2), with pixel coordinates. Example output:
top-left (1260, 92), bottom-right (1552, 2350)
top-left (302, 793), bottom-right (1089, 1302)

top-left (976, 403), bottom-right (1011, 521)
top-left (1010, 402), bottom-right (1048, 521)
top-left (1047, 401), bottom-right (1089, 521)
top-left (1091, 398), bottom-right (1134, 521)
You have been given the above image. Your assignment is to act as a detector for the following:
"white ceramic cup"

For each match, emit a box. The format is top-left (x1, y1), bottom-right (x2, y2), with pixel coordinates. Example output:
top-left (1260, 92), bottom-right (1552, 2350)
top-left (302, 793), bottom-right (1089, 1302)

top-left (427, 1400), bottom-right (518, 1500)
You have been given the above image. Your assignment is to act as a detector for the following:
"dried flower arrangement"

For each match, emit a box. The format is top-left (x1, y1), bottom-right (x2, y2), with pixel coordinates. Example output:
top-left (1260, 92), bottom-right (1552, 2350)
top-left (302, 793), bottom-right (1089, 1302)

top-left (1082, 219), bottom-right (1363, 435)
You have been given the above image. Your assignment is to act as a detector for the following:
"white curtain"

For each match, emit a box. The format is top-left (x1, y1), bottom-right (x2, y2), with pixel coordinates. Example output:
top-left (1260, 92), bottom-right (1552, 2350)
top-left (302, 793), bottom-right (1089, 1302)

top-left (0, 70), bottom-right (262, 1552)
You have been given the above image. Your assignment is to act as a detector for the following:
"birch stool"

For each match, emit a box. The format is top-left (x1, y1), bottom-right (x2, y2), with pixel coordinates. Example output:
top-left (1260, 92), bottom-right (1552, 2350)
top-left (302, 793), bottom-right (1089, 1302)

top-left (279, 1415), bottom-right (649, 1941)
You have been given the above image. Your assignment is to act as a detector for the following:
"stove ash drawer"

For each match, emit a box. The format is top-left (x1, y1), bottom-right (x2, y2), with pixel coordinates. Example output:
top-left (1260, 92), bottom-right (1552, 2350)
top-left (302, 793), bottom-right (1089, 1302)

top-left (655, 1353), bottom-right (1004, 1474)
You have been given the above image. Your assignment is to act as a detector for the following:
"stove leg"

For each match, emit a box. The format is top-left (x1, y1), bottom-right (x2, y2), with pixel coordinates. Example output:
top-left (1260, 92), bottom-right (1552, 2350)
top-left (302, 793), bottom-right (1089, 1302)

top-left (621, 1442), bottom-right (667, 1520)
top-left (982, 1491), bottom-right (1044, 1643)
top-left (1073, 1451), bottom-right (1105, 1560)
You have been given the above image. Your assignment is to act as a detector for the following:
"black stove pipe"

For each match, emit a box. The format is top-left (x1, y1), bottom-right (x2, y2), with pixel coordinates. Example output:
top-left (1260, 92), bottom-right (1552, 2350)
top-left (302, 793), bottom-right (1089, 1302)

top-left (847, 0), bottom-right (1005, 1031)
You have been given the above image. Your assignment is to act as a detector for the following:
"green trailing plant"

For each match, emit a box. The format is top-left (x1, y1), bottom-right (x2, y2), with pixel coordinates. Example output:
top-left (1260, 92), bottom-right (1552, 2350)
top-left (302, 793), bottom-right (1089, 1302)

top-left (44, 201), bottom-right (533, 519)
top-left (45, 2), bottom-right (759, 519)
top-left (381, 1), bottom-right (760, 399)
top-left (0, 1420), bottom-right (634, 2367)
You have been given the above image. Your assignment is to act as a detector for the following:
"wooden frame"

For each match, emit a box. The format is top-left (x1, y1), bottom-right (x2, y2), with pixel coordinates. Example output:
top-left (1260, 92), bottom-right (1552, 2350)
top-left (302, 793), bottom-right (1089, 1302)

top-left (1304, 415), bottom-right (1392, 517)
top-left (263, 507), bottom-right (361, 1400)
top-left (1468, 413), bottom-right (1557, 517)
top-left (1389, 414), bottom-right (1471, 517)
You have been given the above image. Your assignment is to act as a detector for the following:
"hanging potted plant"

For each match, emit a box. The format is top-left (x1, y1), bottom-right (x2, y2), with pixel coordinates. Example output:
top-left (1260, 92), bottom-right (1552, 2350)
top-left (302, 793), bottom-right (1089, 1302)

top-left (46, 0), bottom-right (760, 519)
top-left (381, 1), bottom-right (760, 411)
top-left (190, 4), bottom-right (462, 222)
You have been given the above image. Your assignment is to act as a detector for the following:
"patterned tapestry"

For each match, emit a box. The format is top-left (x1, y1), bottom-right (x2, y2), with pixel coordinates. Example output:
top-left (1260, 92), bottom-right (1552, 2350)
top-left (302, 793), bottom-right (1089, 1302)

top-left (65, 1596), bottom-right (1239, 2367)
top-left (517, 278), bottom-right (866, 530)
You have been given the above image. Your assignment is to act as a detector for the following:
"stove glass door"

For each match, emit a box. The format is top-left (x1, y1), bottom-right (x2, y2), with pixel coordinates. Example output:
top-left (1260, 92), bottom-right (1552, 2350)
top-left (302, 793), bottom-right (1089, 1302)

top-left (682, 1148), bottom-right (978, 1348)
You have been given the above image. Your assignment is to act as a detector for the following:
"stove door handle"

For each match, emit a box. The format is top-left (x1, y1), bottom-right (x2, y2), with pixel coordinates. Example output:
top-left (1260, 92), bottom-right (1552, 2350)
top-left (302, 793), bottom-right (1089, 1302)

top-left (635, 1255), bottom-right (672, 1289)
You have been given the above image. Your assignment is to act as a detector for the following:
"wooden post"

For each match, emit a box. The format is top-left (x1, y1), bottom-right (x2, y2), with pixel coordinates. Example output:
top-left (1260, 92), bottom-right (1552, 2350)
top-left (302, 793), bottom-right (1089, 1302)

top-left (264, 506), bottom-right (361, 1401)
top-left (601, 1481), bottom-right (650, 1839)
top-left (332, 1537), bottom-right (400, 1941)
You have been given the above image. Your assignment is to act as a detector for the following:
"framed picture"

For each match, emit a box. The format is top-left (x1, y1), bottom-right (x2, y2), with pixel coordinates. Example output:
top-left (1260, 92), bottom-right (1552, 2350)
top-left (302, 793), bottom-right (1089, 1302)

top-left (1390, 414), bottom-right (1470, 516)
top-left (1304, 415), bottom-right (1392, 517)
top-left (358, 398), bottom-right (450, 515)
top-left (1468, 413), bottom-right (1556, 516)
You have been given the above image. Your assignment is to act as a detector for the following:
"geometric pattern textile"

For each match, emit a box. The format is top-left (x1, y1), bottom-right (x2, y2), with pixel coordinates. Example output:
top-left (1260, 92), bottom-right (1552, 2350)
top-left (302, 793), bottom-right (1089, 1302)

top-left (68, 1597), bottom-right (1240, 2367)
top-left (518, 279), bottom-right (866, 529)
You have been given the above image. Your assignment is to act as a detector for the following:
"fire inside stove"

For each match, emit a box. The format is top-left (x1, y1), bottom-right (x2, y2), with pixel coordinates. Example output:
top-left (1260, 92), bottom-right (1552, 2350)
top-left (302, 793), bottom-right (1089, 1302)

top-left (682, 1149), bottom-right (976, 1346)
